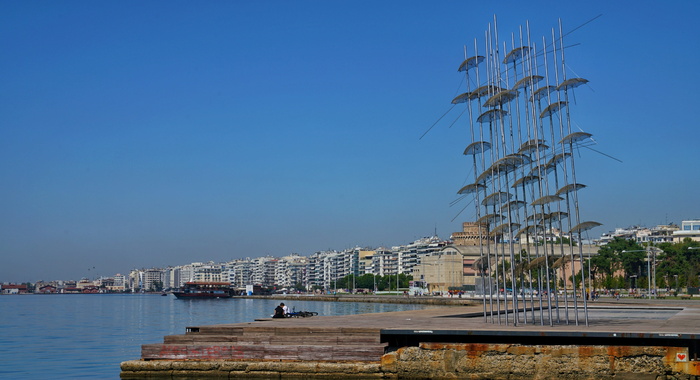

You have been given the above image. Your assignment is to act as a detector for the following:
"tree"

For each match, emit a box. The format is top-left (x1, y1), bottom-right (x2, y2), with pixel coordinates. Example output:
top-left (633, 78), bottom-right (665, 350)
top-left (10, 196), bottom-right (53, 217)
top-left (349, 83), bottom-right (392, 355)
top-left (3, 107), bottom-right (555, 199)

top-left (653, 239), bottom-right (700, 291)
top-left (592, 237), bottom-right (644, 289)
top-left (619, 249), bottom-right (645, 280)
top-left (336, 273), bottom-right (413, 292)
top-left (151, 280), bottom-right (163, 292)
top-left (590, 246), bottom-right (617, 279)
top-left (292, 282), bottom-right (305, 292)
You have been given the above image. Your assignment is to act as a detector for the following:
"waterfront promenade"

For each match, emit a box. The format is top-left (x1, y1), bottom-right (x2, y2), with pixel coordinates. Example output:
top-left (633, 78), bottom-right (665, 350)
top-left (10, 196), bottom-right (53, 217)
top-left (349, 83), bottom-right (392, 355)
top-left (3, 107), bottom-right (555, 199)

top-left (122, 296), bottom-right (700, 379)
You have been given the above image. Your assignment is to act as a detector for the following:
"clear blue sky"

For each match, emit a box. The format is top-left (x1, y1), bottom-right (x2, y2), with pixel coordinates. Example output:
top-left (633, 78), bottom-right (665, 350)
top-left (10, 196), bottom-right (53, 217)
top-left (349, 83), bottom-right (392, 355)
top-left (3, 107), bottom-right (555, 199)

top-left (2, 1), bottom-right (699, 283)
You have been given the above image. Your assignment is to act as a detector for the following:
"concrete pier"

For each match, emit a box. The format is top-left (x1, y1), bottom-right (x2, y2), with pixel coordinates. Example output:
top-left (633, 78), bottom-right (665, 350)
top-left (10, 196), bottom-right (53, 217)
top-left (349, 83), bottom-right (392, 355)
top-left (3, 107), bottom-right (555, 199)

top-left (121, 298), bottom-right (700, 379)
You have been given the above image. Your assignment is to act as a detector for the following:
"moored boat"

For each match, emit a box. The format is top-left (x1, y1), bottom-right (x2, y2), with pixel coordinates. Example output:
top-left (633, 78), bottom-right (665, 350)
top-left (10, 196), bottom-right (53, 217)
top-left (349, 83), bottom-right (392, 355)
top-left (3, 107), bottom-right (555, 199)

top-left (172, 282), bottom-right (233, 299)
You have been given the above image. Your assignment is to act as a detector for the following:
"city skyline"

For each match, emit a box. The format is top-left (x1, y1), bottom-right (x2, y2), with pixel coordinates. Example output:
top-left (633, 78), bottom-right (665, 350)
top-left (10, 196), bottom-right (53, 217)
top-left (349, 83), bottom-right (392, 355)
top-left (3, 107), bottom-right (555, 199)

top-left (2, 1), bottom-right (699, 282)
top-left (2, 221), bottom-right (693, 285)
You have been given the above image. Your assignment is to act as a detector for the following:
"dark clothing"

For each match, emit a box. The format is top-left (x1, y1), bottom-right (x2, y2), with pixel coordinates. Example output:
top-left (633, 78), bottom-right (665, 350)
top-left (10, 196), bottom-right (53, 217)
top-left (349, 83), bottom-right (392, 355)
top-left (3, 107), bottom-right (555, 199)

top-left (273, 305), bottom-right (285, 318)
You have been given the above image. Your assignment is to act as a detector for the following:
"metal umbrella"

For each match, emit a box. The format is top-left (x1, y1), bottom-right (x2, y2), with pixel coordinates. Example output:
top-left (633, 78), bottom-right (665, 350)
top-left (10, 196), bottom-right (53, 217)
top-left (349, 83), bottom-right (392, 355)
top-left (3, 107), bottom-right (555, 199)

top-left (513, 75), bottom-right (544, 90)
top-left (545, 211), bottom-right (568, 223)
top-left (531, 195), bottom-right (564, 206)
top-left (458, 55), bottom-right (485, 72)
top-left (512, 174), bottom-right (540, 188)
top-left (516, 224), bottom-right (544, 237)
top-left (451, 92), bottom-right (470, 104)
top-left (555, 183), bottom-right (586, 196)
top-left (557, 77), bottom-right (589, 91)
top-left (503, 46), bottom-right (532, 64)
top-left (469, 85), bottom-right (506, 100)
top-left (540, 101), bottom-right (568, 118)
top-left (477, 213), bottom-right (503, 225)
top-left (530, 85), bottom-right (556, 102)
top-left (503, 200), bottom-right (527, 211)
top-left (457, 183), bottom-right (486, 195)
top-left (528, 256), bottom-right (550, 271)
top-left (463, 141), bottom-right (492, 156)
top-left (530, 162), bottom-right (555, 176)
top-left (482, 191), bottom-right (513, 206)
top-left (552, 255), bottom-right (572, 270)
top-left (569, 221), bottom-right (602, 234)
top-left (518, 139), bottom-right (549, 155)
top-left (483, 90), bottom-right (519, 108)
top-left (527, 212), bottom-right (547, 223)
top-left (561, 132), bottom-right (593, 145)
top-left (547, 152), bottom-right (571, 168)
top-left (477, 109), bottom-right (508, 123)
top-left (490, 222), bottom-right (521, 237)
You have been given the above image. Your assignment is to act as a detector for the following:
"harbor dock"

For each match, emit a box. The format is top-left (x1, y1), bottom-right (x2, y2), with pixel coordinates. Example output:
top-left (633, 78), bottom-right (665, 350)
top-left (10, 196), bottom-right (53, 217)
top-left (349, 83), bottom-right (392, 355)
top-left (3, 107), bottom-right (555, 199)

top-left (121, 298), bottom-right (700, 379)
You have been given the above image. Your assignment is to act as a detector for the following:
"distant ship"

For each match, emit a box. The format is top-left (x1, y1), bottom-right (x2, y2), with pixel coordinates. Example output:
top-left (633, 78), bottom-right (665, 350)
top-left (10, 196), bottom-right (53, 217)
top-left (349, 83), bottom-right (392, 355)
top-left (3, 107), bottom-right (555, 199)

top-left (172, 282), bottom-right (233, 299)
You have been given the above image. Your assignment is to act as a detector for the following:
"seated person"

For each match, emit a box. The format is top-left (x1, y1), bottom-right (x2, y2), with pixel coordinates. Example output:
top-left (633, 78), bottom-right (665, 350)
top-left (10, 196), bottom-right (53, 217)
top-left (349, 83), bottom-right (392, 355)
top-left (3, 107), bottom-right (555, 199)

top-left (273, 303), bottom-right (286, 318)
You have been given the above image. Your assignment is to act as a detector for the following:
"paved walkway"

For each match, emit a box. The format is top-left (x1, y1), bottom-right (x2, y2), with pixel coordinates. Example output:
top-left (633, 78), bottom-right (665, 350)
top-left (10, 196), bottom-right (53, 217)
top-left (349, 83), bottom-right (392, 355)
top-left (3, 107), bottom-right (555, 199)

top-left (217, 298), bottom-right (700, 336)
top-left (132, 298), bottom-right (700, 366)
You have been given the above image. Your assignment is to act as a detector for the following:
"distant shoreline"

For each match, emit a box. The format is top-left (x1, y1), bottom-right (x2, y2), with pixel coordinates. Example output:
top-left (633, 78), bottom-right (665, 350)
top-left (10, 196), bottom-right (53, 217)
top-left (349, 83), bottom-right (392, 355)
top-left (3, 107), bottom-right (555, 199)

top-left (238, 294), bottom-right (476, 306)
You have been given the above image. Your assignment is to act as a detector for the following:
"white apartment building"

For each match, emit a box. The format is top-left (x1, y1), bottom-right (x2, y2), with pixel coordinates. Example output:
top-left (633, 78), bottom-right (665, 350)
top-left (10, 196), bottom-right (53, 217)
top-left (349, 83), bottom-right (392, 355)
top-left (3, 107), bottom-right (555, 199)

top-left (128, 269), bottom-right (143, 291)
top-left (193, 262), bottom-right (224, 282)
top-left (305, 250), bottom-right (345, 290)
top-left (112, 236), bottom-right (457, 292)
top-left (597, 224), bottom-right (681, 245)
top-left (395, 236), bottom-right (446, 275)
top-left (113, 274), bottom-right (126, 289)
top-left (673, 220), bottom-right (700, 242)
top-left (250, 257), bottom-right (277, 287)
top-left (178, 264), bottom-right (196, 286)
top-left (372, 249), bottom-right (397, 276)
top-left (227, 258), bottom-right (253, 287)
top-left (322, 251), bottom-right (347, 290)
top-left (163, 267), bottom-right (181, 290)
top-left (304, 251), bottom-right (324, 290)
top-left (275, 254), bottom-right (307, 289)
top-left (143, 268), bottom-right (164, 291)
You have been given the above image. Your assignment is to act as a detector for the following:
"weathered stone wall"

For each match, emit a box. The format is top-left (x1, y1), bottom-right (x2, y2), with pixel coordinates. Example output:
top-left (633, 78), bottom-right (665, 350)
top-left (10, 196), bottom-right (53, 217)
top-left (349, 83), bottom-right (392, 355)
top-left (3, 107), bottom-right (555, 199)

top-left (120, 360), bottom-right (386, 379)
top-left (381, 343), bottom-right (698, 379)
top-left (121, 343), bottom-right (700, 379)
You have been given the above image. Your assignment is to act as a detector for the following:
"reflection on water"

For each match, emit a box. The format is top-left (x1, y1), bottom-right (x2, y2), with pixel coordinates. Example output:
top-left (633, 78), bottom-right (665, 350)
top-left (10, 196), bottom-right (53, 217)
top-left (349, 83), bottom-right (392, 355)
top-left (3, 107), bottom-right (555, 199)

top-left (0, 294), bottom-right (437, 379)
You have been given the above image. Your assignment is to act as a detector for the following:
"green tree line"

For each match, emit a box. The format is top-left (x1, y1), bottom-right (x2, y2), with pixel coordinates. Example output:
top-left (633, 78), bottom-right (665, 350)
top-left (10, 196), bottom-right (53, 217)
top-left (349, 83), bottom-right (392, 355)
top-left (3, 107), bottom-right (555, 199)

top-left (323, 273), bottom-right (413, 292)
top-left (588, 237), bottom-right (700, 290)
top-left (486, 237), bottom-right (699, 293)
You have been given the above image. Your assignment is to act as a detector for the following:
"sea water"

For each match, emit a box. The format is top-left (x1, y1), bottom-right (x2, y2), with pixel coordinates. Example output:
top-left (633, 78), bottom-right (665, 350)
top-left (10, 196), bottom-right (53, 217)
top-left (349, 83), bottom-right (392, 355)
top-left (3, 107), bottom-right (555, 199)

top-left (0, 294), bottom-right (434, 379)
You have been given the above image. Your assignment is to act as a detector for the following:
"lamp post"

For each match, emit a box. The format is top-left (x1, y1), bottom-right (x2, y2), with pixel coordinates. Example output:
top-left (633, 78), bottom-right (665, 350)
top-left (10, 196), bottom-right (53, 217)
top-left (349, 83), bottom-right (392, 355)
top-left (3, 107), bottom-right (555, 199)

top-left (689, 246), bottom-right (700, 285)
top-left (396, 256), bottom-right (400, 294)
top-left (438, 253), bottom-right (445, 296)
top-left (622, 248), bottom-right (655, 299)
top-left (649, 246), bottom-right (665, 298)
top-left (674, 274), bottom-right (679, 292)
top-left (439, 253), bottom-right (444, 296)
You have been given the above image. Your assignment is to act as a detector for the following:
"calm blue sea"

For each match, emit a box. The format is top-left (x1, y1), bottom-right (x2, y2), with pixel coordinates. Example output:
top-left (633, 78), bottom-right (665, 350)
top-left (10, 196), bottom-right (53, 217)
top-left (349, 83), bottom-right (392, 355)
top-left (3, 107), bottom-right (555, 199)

top-left (0, 294), bottom-right (434, 379)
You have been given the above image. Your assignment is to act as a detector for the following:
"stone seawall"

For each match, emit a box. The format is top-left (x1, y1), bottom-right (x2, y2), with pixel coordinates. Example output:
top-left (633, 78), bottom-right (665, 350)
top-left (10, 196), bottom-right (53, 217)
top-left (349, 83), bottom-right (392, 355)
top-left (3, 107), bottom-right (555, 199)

top-left (121, 303), bottom-right (700, 379)
top-left (241, 294), bottom-right (476, 306)
top-left (121, 343), bottom-right (699, 379)
top-left (383, 343), bottom-right (698, 379)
